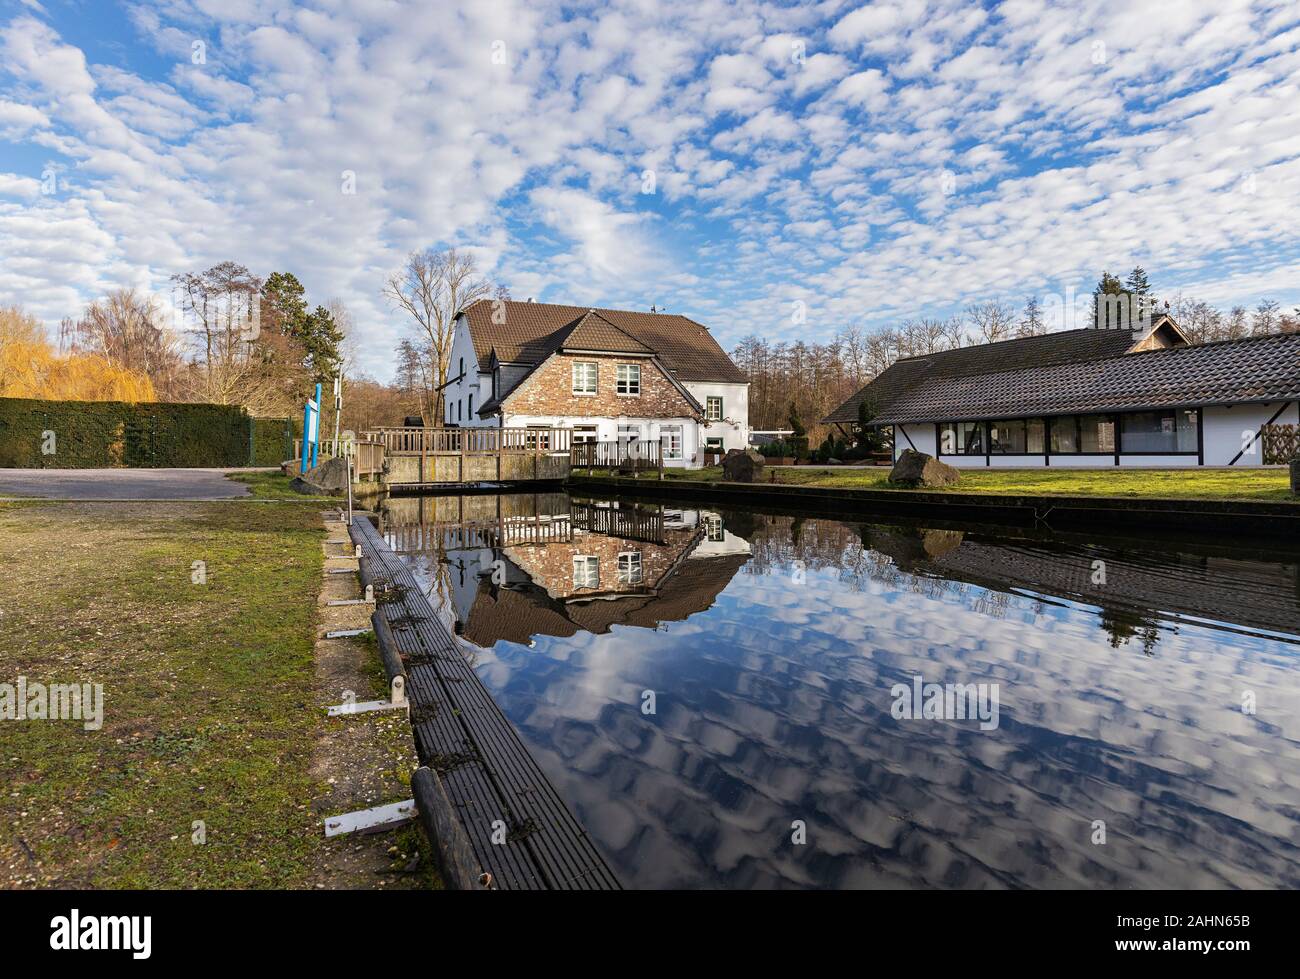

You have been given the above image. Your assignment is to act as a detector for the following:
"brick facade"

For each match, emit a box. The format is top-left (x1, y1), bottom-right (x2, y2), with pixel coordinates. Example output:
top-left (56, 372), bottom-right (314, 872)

top-left (506, 527), bottom-right (700, 599)
top-left (501, 353), bottom-right (702, 420)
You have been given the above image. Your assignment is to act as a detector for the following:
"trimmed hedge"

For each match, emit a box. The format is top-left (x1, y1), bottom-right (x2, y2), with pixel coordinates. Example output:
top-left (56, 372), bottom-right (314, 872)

top-left (0, 397), bottom-right (295, 468)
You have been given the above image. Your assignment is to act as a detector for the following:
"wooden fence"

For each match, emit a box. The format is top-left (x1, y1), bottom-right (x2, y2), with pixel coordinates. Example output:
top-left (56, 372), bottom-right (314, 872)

top-left (1262, 424), bottom-right (1298, 465)
top-left (364, 427), bottom-right (572, 455)
top-left (570, 439), bottom-right (663, 475)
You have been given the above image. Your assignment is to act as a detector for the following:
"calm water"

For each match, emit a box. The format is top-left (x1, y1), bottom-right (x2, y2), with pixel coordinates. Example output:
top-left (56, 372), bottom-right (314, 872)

top-left (382, 492), bottom-right (1300, 889)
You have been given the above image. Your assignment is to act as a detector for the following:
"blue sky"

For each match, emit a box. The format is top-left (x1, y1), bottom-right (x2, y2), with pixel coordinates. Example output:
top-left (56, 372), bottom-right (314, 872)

top-left (2, 0), bottom-right (1299, 380)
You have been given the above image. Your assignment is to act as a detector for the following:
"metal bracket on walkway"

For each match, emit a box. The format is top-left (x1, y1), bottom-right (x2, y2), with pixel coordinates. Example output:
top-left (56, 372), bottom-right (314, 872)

top-left (327, 585), bottom-right (374, 606)
top-left (323, 799), bottom-right (416, 838)
top-left (327, 567), bottom-right (359, 575)
top-left (325, 627), bottom-right (372, 639)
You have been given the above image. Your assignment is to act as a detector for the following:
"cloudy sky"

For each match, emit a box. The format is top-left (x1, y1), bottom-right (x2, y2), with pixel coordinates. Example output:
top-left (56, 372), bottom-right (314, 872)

top-left (2, 0), bottom-right (1299, 379)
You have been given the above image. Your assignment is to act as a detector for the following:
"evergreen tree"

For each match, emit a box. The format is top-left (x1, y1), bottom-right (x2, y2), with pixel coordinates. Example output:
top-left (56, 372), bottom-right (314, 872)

top-left (300, 305), bottom-right (345, 385)
top-left (1125, 266), bottom-right (1151, 296)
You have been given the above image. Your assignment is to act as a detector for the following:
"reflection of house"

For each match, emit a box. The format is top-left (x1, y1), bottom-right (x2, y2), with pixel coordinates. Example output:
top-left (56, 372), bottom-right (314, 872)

top-left (859, 524), bottom-right (1300, 643)
top-left (390, 498), bottom-right (751, 648)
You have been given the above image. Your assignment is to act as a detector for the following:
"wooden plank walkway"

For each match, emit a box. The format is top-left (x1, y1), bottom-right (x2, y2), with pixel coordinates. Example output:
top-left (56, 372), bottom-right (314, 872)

top-left (348, 514), bottom-right (621, 890)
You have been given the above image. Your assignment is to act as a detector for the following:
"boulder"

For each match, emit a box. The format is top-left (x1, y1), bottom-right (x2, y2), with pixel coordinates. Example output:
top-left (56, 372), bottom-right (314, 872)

top-left (888, 449), bottom-right (960, 488)
top-left (291, 455), bottom-right (351, 495)
top-left (722, 448), bottom-right (765, 483)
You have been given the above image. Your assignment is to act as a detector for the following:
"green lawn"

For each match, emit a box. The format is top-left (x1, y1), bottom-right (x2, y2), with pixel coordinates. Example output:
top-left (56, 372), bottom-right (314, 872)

top-left (0, 501), bottom-right (328, 887)
top-left (589, 465), bottom-right (1297, 501)
top-left (227, 469), bottom-right (343, 501)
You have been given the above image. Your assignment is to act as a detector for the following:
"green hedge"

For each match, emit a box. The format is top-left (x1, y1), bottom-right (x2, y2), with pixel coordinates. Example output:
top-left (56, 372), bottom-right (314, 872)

top-left (0, 397), bottom-right (295, 468)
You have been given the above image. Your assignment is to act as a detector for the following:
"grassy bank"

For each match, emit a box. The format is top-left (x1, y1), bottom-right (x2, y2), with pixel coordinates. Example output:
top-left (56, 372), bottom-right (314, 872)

top-left (0, 500), bottom-right (327, 887)
top-left (632, 465), bottom-right (1296, 501)
top-left (227, 469), bottom-right (344, 501)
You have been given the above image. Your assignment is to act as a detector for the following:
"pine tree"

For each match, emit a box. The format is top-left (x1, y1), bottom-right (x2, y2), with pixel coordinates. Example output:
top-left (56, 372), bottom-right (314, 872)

top-left (1125, 266), bottom-right (1151, 296)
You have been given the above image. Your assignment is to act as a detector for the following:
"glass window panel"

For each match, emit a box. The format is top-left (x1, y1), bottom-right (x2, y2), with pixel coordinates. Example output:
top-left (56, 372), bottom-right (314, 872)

top-left (1079, 415), bottom-right (1116, 452)
top-left (1050, 417), bottom-right (1078, 453)
top-left (1026, 419), bottom-right (1045, 454)
top-left (572, 361), bottom-right (597, 394)
top-left (617, 364), bottom-right (641, 395)
top-left (1121, 410), bottom-right (1198, 453)
top-left (572, 556), bottom-right (599, 590)
top-left (939, 422), bottom-right (984, 455)
top-left (989, 419), bottom-right (1026, 453)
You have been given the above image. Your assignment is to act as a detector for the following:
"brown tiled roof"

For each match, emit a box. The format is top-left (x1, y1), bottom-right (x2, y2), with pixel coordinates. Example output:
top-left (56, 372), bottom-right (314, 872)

top-left (462, 299), bottom-right (747, 383)
top-left (871, 331), bottom-right (1300, 424)
top-left (823, 328), bottom-right (1138, 424)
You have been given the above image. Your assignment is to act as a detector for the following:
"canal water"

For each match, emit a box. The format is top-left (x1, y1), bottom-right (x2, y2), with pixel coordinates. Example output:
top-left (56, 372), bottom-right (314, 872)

top-left (380, 491), bottom-right (1300, 889)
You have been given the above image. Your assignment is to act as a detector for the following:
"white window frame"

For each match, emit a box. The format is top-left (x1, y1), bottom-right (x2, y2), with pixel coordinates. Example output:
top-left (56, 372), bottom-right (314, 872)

top-left (616, 363), bottom-right (641, 396)
top-left (617, 551), bottom-right (643, 585)
top-left (572, 361), bottom-right (598, 395)
top-left (573, 424), bottom-right (598, 444)
top-left (573, 555), bottom-right (599, 590)
top-left (661, 424), bottom-right (683, 461)
top-left (705, 396), bottom-right (723, 421)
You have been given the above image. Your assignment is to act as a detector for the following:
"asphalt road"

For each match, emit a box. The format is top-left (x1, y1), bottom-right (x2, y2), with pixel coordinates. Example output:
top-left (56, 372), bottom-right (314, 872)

top-left (0, 468), bottom-right (260, 500)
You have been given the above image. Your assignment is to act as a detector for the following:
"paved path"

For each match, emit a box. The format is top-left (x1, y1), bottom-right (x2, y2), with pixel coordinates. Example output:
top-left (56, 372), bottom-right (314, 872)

top-left (0, 468), bottom-right (264, 500)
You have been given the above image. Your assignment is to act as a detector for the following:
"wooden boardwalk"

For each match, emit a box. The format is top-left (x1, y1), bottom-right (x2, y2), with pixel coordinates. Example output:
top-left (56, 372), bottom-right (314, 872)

top-left (348, 514), bottom-right (621, 890)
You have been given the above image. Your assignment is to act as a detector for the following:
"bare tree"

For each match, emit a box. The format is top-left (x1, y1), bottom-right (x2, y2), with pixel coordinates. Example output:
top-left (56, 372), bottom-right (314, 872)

top-left (966, 299), bottom-right (1016, 344)
top-left (1018, 296), bottom-right (1046, 337)
top-left (383, 248), bottom-right (494, 423)
top-left (75, 288), bottom-right (184, 399)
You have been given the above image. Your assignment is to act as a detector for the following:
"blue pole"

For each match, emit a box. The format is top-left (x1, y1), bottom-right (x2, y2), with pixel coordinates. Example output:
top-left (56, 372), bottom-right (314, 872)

top-left (299, 397), bottom-right (312, 473)
top-left (310, 382), bottom-right (321, 469)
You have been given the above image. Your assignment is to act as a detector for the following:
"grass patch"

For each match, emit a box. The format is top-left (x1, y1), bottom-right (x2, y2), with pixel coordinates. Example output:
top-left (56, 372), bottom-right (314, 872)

top-left (579, 465), bottom-right (1297, 501)
top-left (227, 469), bottom-right (343, 501)
top-left (0, 500), bottom-right (328, 887)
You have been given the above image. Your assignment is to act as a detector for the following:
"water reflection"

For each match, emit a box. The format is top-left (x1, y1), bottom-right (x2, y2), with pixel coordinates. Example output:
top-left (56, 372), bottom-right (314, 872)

top-left (380, 492), bottom-right (1300, 889)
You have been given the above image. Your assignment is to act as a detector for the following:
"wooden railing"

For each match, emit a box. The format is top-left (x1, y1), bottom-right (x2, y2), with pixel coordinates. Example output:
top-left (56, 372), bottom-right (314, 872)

top-left (570, 501), bottom-right (665, 543)
top-left (364, 427), bottom-right (573, 455)
top-left (1262, 424), bottom-right (1298, 465)
top-left (570, 439), bottom-right (662, 475)
top-left (293, 436), bottom-right (385, 476)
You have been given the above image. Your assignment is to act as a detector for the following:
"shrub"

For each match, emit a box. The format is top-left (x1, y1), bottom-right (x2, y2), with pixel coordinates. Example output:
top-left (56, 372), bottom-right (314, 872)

top-left (0, 397), bottom-right (275, 468)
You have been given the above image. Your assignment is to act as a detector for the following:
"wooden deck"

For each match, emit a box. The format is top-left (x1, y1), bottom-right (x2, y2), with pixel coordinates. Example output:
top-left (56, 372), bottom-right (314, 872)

top-left (347, 514), bottom-right (621, 890)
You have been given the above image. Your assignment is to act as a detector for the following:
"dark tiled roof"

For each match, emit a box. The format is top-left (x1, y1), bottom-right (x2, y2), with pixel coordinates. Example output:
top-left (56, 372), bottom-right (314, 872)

top-left (462, 299), bottom-right (747, 383)
top-left (823, 329), bottom-right (1137, 424)
top-left (872, 331), bottom-right (1300, 424)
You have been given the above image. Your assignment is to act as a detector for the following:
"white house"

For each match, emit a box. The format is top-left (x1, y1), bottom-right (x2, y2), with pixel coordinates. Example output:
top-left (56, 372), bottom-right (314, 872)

top-left (824, 314), bottom-right (1300, 468)
top-left (442, 299), bottom-right (750, 468)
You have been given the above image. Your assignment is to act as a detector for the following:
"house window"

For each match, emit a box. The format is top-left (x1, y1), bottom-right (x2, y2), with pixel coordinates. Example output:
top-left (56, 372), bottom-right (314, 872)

top-left (467, 393), bottom-right (473, 419)
top-left (617, 424), bottom-right (641, 445)
top-left (572, 556), bottom-right (599, 590)
top-left (458, 400), bottom-right (463, 422)
top-left (617, 551), bottom-right (643, 585)
top-left (525, 425), bottom-right (551, 451)
top-left (705, 396), bottom-right (723, 421)
top-left (573, 424), bottom-right (598, 444)
top-left (459, 357), bottom-right (464, 380)
top-left (661, 424), bottom-right (683, 460)
top-left (989, 419), bottom-right (1045, 454)
top-left (616, 364), bottom-right (641, 395)
top-left (704, 514), bottom-right (724, 542)
top-left (1079, 415), bottom-right (1116, 453)
top-left (1050, 417), bottom-right (1078, 453)
top-left (1121, 410), bottom-right (1198, 453)
top-left (572, 361), bottom-right (598, 395)
top-left (939, 421), bottom-right (984, 455)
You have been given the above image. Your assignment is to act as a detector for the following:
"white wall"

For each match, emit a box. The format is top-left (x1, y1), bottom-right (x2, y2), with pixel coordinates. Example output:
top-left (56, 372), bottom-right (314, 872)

top-left (445, 315), bottom-right (493, 427)
top-left (1202, 402), bottom-right (1298, 466)
top-left (684, 381), bottom-right (749, 453)
top-left (504, 413), bottom-right (703, 467)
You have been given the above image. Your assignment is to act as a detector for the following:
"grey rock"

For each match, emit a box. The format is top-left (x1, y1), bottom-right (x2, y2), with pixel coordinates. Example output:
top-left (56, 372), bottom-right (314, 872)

top-left (722, 448), bottom-right (765, 483)
top-left (888, 449), bottom-right (961, 488)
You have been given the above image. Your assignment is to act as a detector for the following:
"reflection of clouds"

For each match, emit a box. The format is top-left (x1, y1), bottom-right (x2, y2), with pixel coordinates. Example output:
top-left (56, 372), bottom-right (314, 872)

top-left (414, 510), bottom-right (1300, 888)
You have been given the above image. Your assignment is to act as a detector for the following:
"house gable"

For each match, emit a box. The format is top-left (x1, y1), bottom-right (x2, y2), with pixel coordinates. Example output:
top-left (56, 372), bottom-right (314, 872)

top-left (496, 351), bottom-right (703, 420)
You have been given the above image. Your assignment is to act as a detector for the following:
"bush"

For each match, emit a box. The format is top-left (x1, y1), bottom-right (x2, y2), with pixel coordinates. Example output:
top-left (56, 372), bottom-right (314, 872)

top-left (0, 397), bottom-right (278, 468)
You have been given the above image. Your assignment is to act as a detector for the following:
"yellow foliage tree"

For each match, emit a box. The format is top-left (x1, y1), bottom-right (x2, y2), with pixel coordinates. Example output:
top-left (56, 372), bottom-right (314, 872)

top-left (0, 305), bottom-right (156, 402)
